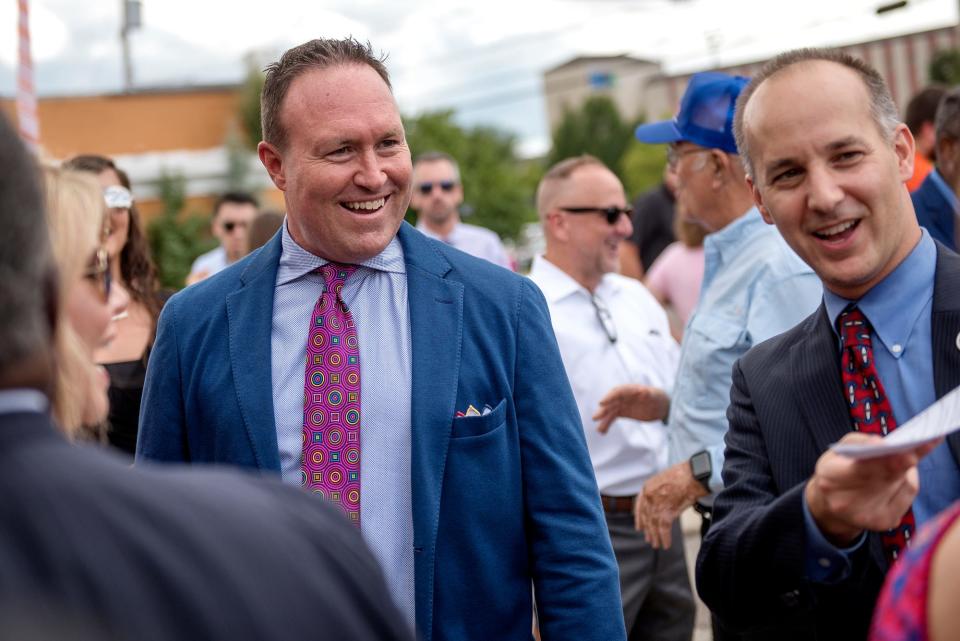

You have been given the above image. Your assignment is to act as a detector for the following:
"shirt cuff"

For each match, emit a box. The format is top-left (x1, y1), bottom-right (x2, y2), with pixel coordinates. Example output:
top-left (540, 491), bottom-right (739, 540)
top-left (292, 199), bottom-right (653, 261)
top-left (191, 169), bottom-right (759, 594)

top-left (801, 491), bottom-right (866, 583)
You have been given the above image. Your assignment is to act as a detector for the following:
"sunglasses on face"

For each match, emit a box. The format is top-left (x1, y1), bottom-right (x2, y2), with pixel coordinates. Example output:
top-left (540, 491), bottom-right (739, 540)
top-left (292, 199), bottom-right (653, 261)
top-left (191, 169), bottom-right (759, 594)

top-left (222, 221), bottom-right (249, 233)
top-left (559, 205), bottom-right (633, 225)
top-left (83, 247), bottom-right (111, 302)
top-left (417, 181), bottom-right (457, 195)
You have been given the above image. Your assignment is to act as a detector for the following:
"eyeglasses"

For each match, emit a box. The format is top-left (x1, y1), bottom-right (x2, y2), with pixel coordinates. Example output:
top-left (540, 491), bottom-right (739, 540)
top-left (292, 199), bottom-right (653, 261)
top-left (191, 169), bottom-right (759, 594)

top-left (591, 294), bottom-right (617, 344)
top-left (667, 144), bottom-right (711, 169)
top-left (223, 220), bottom-right (249, 233)
top-left (417, 181), bottom-right (457, 195)
top-left (83, 247), bottom-right (111, 302)
top-left (559, 205), bottom-right (633, 225)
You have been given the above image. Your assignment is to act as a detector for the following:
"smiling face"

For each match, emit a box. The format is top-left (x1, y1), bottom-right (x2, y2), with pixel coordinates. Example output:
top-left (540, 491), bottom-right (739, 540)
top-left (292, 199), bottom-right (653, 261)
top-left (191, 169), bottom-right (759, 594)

top-left (410, 159), bottom-right (463, 229)
top-left (257, 64), bottom-right (412, 263)
top-left (550, 164), bottom-right (633, 290)
top-left (213, 201), bottom-right (257, 262)
top-left (743, 60), bottom-right (919, 300)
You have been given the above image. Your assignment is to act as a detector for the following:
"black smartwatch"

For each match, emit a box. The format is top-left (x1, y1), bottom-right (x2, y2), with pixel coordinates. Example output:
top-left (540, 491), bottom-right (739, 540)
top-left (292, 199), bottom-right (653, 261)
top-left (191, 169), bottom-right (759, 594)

top-left (689, 450), bottom-right (712, 493)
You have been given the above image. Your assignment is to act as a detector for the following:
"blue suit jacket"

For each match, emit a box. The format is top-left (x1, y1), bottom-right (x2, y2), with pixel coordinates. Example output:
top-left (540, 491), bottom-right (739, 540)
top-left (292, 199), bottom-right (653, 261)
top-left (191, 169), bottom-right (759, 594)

top-left (913, 172), bottom-right (956, 250)
top-left (138, 222), bottom-right (625, 641)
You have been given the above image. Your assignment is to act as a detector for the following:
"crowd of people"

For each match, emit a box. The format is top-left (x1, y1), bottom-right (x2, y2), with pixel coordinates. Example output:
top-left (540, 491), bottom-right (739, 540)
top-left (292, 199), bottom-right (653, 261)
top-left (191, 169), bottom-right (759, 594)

top-left (3, 35), bottom-right (960, 641)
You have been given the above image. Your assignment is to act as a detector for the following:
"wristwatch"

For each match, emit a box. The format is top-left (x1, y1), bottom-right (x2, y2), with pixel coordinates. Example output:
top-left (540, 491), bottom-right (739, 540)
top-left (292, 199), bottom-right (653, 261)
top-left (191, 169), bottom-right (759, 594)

top-left (689, 450), bottom-right (712, 493)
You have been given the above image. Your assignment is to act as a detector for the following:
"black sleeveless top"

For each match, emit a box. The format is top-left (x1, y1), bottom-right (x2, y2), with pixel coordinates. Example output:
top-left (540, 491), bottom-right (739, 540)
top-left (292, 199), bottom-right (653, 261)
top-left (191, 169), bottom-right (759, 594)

top-left (103, 356), bottom-right (147, 455)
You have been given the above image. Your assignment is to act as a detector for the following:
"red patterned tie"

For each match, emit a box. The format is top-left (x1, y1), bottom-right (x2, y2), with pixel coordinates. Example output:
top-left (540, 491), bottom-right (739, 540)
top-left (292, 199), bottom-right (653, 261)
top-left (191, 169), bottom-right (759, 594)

top-left (838, 307), bottom-right (915, 561)
top-left (303, 263), bottom-right (361, 527)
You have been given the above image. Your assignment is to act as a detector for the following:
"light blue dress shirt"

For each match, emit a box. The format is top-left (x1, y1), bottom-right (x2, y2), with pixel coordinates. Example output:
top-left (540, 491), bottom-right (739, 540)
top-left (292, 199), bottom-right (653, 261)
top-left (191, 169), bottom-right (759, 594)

top-left (0, 389), bottom-right (47, 415)
top-left (804, 229), bottom-right (960, 581)
top-left (667, 208), bottom-right (823, 489)
top-left (271, 223), bottom-right (415, 630)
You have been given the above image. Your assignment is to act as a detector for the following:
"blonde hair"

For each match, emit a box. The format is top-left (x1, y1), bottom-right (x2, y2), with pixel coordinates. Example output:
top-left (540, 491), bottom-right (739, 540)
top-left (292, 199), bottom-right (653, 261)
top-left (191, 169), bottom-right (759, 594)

top-left (42, 166), bottom-right (106, 439)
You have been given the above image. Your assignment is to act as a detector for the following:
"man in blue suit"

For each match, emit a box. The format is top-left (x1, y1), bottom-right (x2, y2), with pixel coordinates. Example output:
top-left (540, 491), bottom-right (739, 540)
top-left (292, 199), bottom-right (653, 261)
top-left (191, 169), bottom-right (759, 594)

top-left (913, 86), bottom-right (960, 250)
top-left (138, 37), bottom-right (624, 641)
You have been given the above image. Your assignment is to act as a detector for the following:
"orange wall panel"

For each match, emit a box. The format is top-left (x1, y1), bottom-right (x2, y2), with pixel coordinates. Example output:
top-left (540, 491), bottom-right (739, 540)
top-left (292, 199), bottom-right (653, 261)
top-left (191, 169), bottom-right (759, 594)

top-left (1, 87), bottom-right (243, 159)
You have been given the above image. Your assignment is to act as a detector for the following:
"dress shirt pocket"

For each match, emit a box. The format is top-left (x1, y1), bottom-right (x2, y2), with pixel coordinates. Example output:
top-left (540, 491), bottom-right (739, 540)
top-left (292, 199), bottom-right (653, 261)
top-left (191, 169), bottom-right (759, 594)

top-left (450, 398), bottom-right (507, 439)
top-left (688, 315), bottom-right (746, 350)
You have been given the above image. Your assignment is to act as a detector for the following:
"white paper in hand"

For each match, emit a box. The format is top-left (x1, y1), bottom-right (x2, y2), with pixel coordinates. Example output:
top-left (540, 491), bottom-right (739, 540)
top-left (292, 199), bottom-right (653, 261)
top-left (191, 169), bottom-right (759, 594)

top-left (831, 384), bottom-right (960, 459)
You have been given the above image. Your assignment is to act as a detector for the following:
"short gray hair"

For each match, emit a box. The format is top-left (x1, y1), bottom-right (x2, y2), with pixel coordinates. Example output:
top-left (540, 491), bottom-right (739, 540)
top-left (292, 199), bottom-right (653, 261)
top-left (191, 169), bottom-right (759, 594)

top-left (935, 86), bottom-right (960, 147)
top-left (535, 154), bottom-right (607, 217)
top-left (412, 151), bottom-right (461, 182)
top-left (734, 47), bottom-right (901, 178)
top-left (0, 114), bottom-right (54, 374)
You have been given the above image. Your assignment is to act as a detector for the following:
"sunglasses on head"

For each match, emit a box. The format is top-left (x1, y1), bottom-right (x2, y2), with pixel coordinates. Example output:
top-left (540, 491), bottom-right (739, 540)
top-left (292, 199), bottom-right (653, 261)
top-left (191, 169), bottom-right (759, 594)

top-left (103, 185), bottom-right (134, 209)
top-left (83, 247), bottom-right (111, 301)
top-left (559, 205), bottom-right (633, 225)
top-left (417, 180), bottom-right (457, 195)
top-left (223, 220), bottom-right (248, 233)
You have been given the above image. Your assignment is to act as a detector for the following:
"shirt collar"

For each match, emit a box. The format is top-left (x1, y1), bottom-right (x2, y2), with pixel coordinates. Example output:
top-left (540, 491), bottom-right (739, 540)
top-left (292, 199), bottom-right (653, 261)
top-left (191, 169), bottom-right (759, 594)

top-left (528, 255), bottom-right (621, 303)
top-left (277, 219), bottom-right (406, 286)
top-left (703, 207), bottom-right (765, 263)
top-left (823, 229), bottom-right (936, 350)
top-left (928, 169), bottom-right (960, 213)
top-left (0, 389), bottom-right (48, 415)
top-left (416, 221), bottom-right (461, 244)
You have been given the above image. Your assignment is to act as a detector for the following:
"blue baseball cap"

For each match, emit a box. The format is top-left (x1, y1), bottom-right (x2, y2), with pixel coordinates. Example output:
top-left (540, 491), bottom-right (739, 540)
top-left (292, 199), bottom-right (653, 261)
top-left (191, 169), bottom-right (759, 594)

top-left (634, 71), bottom-right (750, 154)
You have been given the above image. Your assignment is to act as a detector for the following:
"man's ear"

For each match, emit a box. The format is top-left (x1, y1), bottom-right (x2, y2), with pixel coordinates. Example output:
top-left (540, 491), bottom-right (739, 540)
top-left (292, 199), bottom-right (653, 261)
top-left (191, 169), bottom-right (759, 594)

top-left (545, 209), bottom-right (570, 243)
top-left (892, 123), bottom-right (916, 183)
top-left (710, 150), bottom-right (729, 189)
top-left (747, 175), bottom-right (775, 225)
top-left (258, 141), bottom-right (287, 191)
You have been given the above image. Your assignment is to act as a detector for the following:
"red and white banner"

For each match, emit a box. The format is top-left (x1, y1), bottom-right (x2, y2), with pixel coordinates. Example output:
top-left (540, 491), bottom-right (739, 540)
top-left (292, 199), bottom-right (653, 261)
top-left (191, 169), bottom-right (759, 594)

top-left (16, 0), bottom-right (40, 154)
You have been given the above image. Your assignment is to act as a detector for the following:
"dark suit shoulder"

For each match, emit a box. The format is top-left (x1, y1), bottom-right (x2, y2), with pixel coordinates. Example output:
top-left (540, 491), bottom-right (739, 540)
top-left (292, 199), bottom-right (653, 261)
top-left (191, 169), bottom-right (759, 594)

top-left (0, 413), bottom-right (409, 641)
top-left (738, 306), bottom-right (825, 377)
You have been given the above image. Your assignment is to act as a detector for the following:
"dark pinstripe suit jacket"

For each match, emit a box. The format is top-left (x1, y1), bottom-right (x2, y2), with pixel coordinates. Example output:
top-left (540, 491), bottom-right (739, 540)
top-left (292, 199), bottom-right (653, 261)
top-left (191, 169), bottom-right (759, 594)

top-left (696, 244), bottom-right (960, 640)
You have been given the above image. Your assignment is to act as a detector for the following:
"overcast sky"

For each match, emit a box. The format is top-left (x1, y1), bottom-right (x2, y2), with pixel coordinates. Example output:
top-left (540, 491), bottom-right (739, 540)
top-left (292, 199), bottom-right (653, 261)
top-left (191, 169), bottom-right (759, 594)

top-left (1, 0), bottom-right (956, 155)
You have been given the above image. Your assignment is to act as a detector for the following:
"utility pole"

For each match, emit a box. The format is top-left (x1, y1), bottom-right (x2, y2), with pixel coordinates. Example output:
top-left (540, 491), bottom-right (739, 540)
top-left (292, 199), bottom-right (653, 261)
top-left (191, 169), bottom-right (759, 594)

top-left (121, 0), bottom-right (142, 91)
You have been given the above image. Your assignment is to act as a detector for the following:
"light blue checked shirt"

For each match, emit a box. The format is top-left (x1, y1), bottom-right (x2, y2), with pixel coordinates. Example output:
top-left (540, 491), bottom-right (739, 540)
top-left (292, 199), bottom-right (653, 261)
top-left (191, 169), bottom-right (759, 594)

top-left (668, 208), bottom-right (823, 488)
top-left (272, 222), bottom-right (414, 630)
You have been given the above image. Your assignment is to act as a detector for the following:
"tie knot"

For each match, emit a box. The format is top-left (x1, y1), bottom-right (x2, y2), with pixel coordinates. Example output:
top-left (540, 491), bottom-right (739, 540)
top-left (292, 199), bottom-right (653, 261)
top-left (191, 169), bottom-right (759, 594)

top-left (319, 262), bottom-right (356, 292)
top-left (837, 307), bottom-right (873, 348)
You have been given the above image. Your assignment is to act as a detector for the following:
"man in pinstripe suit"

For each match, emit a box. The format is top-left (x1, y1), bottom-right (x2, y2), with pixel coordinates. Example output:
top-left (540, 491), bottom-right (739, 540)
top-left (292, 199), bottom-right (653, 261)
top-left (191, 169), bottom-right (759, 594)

top-left (697, 48), bottom-right (960, 640)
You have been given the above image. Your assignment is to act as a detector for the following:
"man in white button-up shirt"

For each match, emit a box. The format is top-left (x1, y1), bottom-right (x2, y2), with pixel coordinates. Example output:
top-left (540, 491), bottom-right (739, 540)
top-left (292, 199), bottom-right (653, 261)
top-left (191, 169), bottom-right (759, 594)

top-left (529, 155), bottom-right (695, 640)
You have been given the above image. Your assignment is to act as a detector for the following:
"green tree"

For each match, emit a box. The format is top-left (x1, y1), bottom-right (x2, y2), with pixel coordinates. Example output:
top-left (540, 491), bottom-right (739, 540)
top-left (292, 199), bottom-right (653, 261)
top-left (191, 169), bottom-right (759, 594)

top-left (547, 96), bottom-right (634, 184)
top-left (620, 140), bottom-right (668, 200)
top-left (404, 110), bottom-right (538, 240)
top-left (238, 59), bottom-right (265, 150)
top-left (147, 171), bottom-right (215, 289)
top-left (930, 48), bottom-right (960, 85)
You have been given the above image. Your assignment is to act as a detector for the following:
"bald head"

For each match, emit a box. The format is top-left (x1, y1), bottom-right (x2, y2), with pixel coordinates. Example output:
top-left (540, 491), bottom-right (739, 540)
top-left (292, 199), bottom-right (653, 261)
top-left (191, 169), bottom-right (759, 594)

top-left (536, 155), bottom-right (607, 219)
top-left (734, 47), bottom-right (900, 178)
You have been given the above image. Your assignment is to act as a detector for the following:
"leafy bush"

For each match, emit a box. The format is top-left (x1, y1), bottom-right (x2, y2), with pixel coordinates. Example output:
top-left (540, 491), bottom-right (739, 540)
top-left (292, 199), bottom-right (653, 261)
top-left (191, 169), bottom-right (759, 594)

top-left (147, 171), bottom-right (216, 290)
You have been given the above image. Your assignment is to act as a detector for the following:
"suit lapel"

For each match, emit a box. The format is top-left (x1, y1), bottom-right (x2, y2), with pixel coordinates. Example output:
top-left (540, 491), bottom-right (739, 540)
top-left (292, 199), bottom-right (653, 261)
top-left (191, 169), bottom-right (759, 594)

top-left (931, 245), bottom-right (960, 465)
top-left (398, 223), bottom-right (463, 639)
top-left (793, 305), bottom-right (853, 452)
top-left (224, 233), bottom-right (283, 472)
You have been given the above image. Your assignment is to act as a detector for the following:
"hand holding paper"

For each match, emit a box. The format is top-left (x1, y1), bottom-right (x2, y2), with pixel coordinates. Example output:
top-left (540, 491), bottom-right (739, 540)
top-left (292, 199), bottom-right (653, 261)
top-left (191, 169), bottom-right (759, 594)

top-left (831, 384), bottom-right (960, 459)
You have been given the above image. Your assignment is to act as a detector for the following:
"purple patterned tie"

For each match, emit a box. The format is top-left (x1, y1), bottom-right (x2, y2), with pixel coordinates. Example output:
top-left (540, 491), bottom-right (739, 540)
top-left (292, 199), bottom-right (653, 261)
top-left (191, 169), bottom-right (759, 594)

top-left (303, 263), bottom-right (361, 527)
